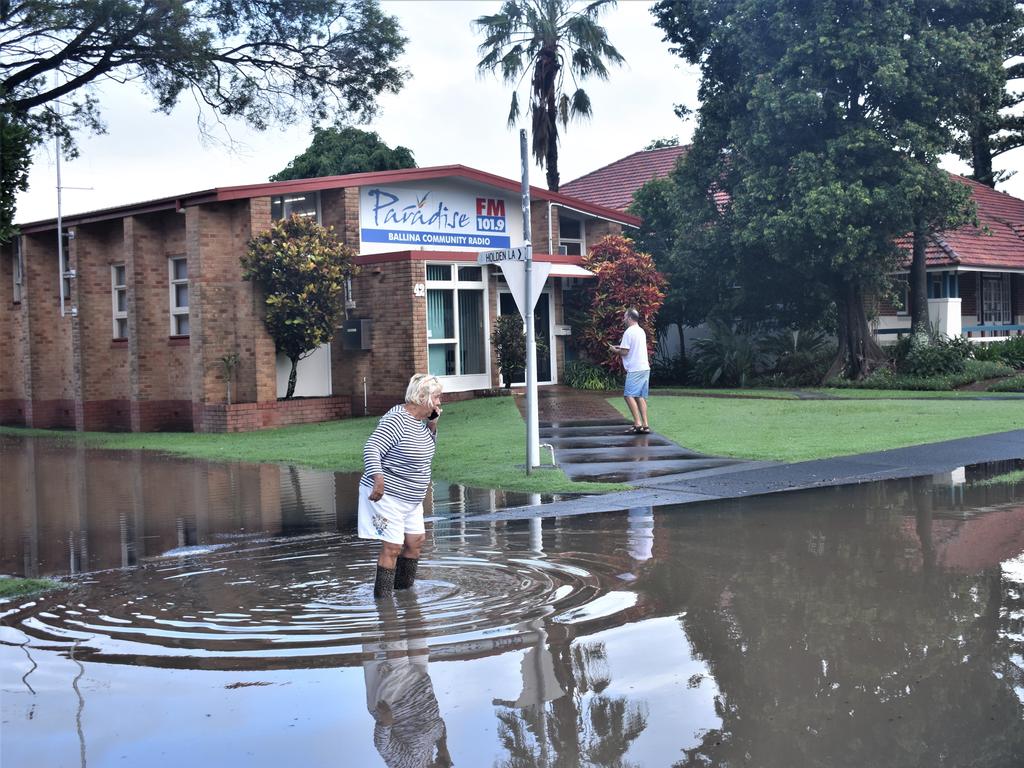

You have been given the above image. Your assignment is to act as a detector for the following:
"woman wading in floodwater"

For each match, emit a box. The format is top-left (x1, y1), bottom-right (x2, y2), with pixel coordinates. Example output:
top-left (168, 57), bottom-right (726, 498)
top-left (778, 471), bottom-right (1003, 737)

top-left (359, 373), bottom-right (443, 599)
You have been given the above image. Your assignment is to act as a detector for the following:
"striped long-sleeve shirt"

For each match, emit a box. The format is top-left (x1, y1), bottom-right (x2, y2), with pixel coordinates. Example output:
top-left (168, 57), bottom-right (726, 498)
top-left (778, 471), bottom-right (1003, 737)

top-left (360, 405), bottom-right (437, 504)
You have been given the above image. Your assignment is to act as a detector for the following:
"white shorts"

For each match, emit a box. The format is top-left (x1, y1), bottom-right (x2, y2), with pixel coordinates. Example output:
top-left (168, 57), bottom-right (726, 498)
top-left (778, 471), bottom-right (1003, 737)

top-left (357, 484), bottom-right (425, 544)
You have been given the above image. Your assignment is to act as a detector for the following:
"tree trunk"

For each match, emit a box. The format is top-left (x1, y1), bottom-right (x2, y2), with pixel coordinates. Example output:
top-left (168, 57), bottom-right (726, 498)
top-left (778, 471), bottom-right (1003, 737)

top-left (909, 211), bottom-right (930, 337)
top-left (970, 123), bottom-right (996, 188)
top-left (286, 355), bottom-right (299, 399)
top-left (545, 98), bottom-right (559, 192)
top-left (824, 278), bottom-right (884, 381)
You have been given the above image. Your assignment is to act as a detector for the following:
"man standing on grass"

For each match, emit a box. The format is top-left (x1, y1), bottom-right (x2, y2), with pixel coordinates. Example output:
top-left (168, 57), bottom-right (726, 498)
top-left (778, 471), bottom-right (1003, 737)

top-left (610, 308), bottom-right (651, 434)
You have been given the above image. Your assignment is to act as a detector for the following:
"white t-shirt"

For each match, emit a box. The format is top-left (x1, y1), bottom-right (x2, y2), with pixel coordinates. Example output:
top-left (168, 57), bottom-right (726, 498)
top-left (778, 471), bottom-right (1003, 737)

top-left (619, 323), bottom-right (649, 372)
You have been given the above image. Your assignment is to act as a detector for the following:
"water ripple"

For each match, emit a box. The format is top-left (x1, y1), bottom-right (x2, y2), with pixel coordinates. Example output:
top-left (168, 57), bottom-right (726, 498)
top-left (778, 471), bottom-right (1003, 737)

top-left (2, 528), bottom-right (651, 670)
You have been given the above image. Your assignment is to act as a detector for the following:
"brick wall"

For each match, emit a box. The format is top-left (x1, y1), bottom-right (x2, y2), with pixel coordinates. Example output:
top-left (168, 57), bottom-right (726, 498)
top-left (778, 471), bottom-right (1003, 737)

top-left (334, 259), bottom-right (426, 413)
top-left (124, 211), bottom-right (193, 430)
top-left (1, 240), bottom-right (29, 424)
top-left (72, 220), bottom-right (132, 430)
top-left (961, 273), bottom-right (979, 318)
top-left (195, 395), bottom-right (351, 432)
top-left (186, 199), bottom-right (278, 431)
top-left (22, 231), bottom-right (75, 428)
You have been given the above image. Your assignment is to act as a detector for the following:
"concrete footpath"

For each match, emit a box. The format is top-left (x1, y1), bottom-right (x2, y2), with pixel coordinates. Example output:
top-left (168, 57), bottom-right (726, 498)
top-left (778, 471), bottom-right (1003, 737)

top-left (468, 428), bottom-right (1024, 522)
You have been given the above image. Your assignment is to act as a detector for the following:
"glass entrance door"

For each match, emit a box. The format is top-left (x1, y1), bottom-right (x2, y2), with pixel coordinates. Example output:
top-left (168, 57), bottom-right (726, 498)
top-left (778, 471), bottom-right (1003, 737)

top-left (498, 292), bottom-right (553, 385)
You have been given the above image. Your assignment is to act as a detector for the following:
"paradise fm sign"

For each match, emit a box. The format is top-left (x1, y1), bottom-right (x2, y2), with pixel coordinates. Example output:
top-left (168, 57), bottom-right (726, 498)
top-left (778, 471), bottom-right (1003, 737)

top-left (359, 185), bottom-right (512, 250)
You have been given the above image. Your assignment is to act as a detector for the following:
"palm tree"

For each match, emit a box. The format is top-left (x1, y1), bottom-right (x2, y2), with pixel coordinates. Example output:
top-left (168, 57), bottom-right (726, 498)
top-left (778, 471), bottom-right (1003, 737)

top-left (474, 0), bottom-right (624, 191)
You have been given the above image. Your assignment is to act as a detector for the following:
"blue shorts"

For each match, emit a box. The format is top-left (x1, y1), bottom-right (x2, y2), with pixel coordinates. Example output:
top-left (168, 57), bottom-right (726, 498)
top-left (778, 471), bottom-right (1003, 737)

top-left (624, 370), bottom-right (650, 399)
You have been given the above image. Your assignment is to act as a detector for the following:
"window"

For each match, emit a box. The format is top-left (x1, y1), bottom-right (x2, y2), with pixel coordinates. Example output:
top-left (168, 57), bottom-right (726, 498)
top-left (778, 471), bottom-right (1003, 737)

top-left (169, 257), bottom-right (189, 336)
top-left (111, 264), bottom-right (128, 339)
top-left (59, 230), bottom-right (72, 300)
top-left (892, 275), bottom-right (908, 316)
top-left (271, 192), bottom-right (320, 222)
top-left (558, 213), bottom-right (585, 256)
top-left (425, 263), bottom-right (486, 377)
top-left (12, 239), bottom-right (22, 303)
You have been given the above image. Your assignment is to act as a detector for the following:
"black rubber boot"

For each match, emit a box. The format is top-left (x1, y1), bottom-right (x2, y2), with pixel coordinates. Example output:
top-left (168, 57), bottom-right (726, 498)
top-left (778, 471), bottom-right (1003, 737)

top-left (373, 565), bottom-right (396, 599)
top-left (394, 556), bottom-right (419, 590)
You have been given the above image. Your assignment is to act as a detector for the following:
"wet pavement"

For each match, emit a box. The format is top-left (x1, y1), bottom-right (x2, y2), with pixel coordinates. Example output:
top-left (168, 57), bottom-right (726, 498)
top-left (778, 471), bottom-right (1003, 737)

top-left (3, 435), bottom-right (1024, 767)
top-left (540, 419), bottom-right (754, 484)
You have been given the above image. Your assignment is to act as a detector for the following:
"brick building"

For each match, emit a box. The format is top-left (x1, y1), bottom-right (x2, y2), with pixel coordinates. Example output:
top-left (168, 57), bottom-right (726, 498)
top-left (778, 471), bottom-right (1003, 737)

top-left (563, 145), bottom-right (1024, 344)
top-left (1, 165), bottom-right (637, 432)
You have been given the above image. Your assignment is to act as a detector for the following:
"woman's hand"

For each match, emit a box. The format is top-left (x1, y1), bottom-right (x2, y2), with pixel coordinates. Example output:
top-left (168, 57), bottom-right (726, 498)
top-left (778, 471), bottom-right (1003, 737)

top-left (369, 474), bottom-right (385, 501)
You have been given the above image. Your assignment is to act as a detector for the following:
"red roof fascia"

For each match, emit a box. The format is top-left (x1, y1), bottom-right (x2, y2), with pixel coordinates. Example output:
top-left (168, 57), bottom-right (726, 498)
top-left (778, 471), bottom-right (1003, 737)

top-left (17, 193), bottom-right (206, 234)
top-left (213, 164), bottom-right (639, 225)
top-left (18, 164), bottom-right (637, 233)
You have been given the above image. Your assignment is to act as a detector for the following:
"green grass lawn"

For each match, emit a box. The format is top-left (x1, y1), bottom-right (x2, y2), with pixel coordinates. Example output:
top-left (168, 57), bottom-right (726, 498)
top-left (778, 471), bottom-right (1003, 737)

top-left (617, 394), bottom-right (1024, 463)
top-left (652, 387), bottom-right (800, 399)
top-left (811, 388), bottom-right (1024, 399)
top-left (0, 578), bottom-right (63, 599)
top-left (0, 398), bottom-right (627, 495)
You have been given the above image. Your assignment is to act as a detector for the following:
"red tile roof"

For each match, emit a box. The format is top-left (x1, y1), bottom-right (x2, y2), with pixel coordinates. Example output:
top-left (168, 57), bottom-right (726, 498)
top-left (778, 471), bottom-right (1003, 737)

top-left (565, 146), bottom-right (1024, 272)
top-left (903, 175), bottom-right (1024, 270)
top-left (560, 145), bottom-right (687, 212)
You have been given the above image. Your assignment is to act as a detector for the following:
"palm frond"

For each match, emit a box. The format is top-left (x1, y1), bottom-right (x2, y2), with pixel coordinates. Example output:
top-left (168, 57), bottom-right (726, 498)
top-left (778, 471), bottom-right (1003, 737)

top-left (569, 88), bottom-right (592, 121)
top-left (507, 91), bottom-right (520, 128)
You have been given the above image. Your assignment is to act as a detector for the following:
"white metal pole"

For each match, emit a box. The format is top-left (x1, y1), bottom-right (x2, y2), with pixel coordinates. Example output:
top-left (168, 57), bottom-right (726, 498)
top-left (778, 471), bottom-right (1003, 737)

top-left (521, 129), bottom-right (539, 471)
top-left (55, 80), bottom-right (65, 318)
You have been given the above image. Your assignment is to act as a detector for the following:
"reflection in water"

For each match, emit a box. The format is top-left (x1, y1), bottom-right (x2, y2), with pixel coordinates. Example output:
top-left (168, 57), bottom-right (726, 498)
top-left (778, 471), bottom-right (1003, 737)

top-left (3, 438), bottom-right (1024, 766)
top-left (364, 596), bottom-right (452, 768)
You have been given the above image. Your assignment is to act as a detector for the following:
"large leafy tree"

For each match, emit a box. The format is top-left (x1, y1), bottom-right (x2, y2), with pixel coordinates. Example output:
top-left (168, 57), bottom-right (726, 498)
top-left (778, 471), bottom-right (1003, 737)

top-left (474, 0), bottom-right (624, 191)
top-left (270, 125), bottom-right (415, 181)
top-left (0, 0), bottom-right (407, 240)
top-left (951, 4), bottom-right (1024, 188)
top-left (242, 215), bottom-right (357, 399)
top-left (653, 0), bottom-right (986, 379)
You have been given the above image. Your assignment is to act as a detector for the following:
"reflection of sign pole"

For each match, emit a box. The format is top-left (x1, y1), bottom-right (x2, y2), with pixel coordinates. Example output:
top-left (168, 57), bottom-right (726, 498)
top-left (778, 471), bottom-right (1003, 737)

top-left (521, 129), bottom-right (540, 472)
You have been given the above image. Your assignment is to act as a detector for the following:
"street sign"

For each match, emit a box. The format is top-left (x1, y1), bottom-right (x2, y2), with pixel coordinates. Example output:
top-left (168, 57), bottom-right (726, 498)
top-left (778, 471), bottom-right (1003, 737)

top-left (477, 245), bottom-right (531, 264)
top-left (499, 260), bottom-right (551, 319)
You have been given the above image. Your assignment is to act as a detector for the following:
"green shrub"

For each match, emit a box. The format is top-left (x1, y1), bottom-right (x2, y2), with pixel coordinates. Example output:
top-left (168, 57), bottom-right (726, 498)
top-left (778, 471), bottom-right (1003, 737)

top-left (563, 360), bottom-right (621, 390)
top-left (988, 374), bottom-right (1024, 392)
top-left (971, 336), bottom-right (1024, 369)
top-left (692, 320), bottom-right (767, 387)
top-left (490, 315), bottom-right (547, 388)
top-left (894, 334), bottom-right (972, 377)
top-left (761, 329), bottom-right (836, 386)
top-left (827, 358), bottom-right (1013, 391)
top-left (651, 353), bottom-right (689, 386)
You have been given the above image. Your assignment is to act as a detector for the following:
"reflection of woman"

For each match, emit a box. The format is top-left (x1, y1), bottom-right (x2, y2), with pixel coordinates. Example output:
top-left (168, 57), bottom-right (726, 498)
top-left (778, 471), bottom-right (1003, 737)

top-left (359, 374), bottom-right (443, 599)
top-left (363, 598), bottom-right (453, 768)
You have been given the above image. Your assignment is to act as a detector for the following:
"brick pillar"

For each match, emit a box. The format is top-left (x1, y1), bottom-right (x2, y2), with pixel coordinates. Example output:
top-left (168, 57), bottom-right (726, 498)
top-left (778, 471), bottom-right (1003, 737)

top-left (188, 199), bottom-right (276, 431)
top-left (22, 231), bottom-right (75, 428)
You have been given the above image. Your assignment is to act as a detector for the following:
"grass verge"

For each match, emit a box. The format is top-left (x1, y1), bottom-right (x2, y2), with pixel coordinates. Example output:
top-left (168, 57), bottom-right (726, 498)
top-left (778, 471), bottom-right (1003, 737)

top-left (972, 470), bottom-right (1024, 487)
top-left (0, 398), bottom-right (628, 495)
top-left (0, 578), bottom-right (63, 599)
top-left (615, 394), bottom-right (1024, 463)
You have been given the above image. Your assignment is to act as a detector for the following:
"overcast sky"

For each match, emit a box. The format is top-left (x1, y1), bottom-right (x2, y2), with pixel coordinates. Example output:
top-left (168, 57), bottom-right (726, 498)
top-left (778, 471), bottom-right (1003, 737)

top-left (14, 0), bottom-right (1017, 224)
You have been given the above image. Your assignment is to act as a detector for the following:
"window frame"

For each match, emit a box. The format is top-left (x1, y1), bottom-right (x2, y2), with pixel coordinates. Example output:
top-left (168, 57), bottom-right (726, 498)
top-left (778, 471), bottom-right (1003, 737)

top-left (557, 214), bottom-right (586, 256)
top-left (12, 238), bottom-right (22, 304)
top-left (271, 191), bottom-right (322, 223)
top-left (424, 262), bottom-right (488, 381)
top-left (111, 263), bottom-right (128, 339)
top-left (168, 256), bottom-right (189, 336)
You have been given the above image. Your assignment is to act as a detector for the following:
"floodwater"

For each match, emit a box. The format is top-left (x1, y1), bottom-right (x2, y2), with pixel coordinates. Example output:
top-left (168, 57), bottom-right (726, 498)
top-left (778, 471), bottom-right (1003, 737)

top-left (2, 437), bottom-right (1023, 767)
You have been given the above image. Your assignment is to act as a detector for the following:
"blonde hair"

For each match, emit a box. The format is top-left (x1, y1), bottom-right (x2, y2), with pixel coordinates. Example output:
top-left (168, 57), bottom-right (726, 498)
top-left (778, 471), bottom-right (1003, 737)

top-left (405, 373), bottom-right (443, 407)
